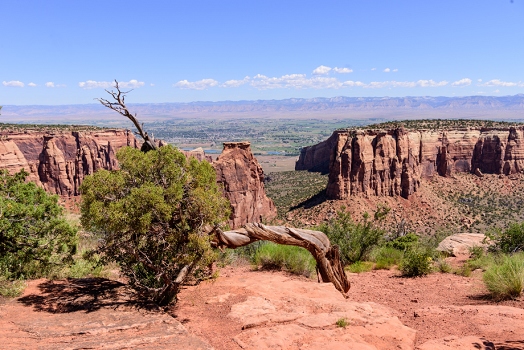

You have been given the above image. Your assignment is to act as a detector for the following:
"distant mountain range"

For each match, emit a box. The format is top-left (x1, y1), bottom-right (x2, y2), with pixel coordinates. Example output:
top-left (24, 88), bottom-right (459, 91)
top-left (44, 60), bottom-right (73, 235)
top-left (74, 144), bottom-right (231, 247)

top-left (2, 94), bottom-right (524, 123)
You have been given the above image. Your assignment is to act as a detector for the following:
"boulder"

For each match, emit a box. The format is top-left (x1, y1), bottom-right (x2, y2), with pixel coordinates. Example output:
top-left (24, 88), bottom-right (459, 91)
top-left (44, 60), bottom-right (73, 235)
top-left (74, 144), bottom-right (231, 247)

top-left (436, 233), bottom-right (491, 256)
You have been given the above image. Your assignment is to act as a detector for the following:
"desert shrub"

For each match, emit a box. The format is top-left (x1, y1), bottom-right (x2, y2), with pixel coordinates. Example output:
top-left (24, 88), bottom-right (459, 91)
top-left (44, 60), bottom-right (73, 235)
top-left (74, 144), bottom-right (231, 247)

top-left (370, 246), bottom-right (404, 270)
top-left (252, 242), bottom-right (316, 278)
top-left (483, 253), bottom-right (524, 300)
top-left (318, 208), bottom-right (387, 265)
top-left (347, 261), bottom-right (374, 273)
top-left (490, 222), bottom-right (524, 253)
top-left (435, 258), bottom-right (452, 273)
top-left (465, 252), bottom-right (496, 272)
top-left (399, 246), bottom-right (433, 277)
top-left (385, 233), bottom-right (419, 251)
top-left (0, 277), bottom-right (26, 298)
top-left (469, 246), bottom-right (485, 260)
top-left (80, 146), bottom-right (230, 306)
top-left (336, 318), bottom-right (348, 328)
top-left (0, 170), bottom-right (77, 280)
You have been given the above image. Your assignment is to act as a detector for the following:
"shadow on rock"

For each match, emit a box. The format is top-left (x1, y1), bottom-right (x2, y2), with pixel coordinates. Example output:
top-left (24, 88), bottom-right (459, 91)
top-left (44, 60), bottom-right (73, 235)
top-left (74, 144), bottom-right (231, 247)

top-left (493, 340), bottom-right (524, 350)
top-left (17, 278), bottom-right (158, 313)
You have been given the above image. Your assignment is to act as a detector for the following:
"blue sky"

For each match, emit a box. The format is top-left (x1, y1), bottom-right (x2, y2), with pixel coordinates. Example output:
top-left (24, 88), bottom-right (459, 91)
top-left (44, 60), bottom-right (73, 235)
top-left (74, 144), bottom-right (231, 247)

top-left (1, 0), bottom-right (524, 105)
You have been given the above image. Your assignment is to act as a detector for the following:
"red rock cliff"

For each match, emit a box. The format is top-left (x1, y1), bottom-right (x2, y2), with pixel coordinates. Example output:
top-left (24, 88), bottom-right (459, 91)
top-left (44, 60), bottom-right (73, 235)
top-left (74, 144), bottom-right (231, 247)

top-left (213, 142), bottom-right (277, 228)
top-left (0, 129), bottom-right (138, 196)
top-left (297, 127), bottom-right (524, 199)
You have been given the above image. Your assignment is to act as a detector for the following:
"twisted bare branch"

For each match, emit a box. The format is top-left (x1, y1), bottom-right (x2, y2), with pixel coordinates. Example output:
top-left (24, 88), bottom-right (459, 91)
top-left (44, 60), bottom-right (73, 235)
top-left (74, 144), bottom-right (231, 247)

top-left (213, 223), bottom-right (351, 298)
top-left (97, 80), bottom-right (157, 152)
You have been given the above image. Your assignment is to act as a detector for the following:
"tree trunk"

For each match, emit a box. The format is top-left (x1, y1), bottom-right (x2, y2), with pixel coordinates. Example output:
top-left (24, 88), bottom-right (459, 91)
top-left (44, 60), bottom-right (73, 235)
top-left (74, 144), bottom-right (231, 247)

top-left (213, 223), bottom-right (350, 298)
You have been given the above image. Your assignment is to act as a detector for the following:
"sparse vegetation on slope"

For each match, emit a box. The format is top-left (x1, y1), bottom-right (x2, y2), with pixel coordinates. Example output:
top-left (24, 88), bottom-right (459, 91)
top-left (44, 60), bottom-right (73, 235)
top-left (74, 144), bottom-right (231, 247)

top-left (363, 119), bottom-right (524, 131)
top-left (265, 171), bottom-right (328, 219)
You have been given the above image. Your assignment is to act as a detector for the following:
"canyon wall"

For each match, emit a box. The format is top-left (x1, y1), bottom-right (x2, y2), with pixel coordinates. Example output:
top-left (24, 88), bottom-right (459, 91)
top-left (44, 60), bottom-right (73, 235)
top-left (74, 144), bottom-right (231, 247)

top-left (297, 127), bottom-right (524, 199)
top-left (0, 129), bottom-right (138, 196)
top-left (0, 129), bottom-right (275, 228)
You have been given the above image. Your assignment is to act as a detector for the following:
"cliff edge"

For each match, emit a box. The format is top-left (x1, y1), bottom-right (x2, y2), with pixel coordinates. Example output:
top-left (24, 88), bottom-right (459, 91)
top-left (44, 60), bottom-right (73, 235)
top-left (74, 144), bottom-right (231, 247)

top-left (297, 126), bottom-right (524, 199)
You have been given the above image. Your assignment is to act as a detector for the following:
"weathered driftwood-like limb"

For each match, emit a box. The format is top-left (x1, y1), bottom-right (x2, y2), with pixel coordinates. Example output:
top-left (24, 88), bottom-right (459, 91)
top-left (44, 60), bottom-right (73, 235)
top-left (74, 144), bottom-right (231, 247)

top-left (213, 223), bottom-right (350, 298)
top-left (97, 80), bottom-right (157, 152)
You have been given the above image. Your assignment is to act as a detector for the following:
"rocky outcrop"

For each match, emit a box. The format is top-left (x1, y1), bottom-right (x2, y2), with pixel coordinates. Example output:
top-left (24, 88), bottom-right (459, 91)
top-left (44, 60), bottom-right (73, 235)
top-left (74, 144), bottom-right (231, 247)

top-left (436, 233), bottom-right (492, 256)
top-left (0, 129), bottom-right (138, 196)
top-left (213, 142), bottom-right (277, 228)
top-left (298, 126), bottom-right (524, 199)
top-left (0, 130), bottom-right (275, 228)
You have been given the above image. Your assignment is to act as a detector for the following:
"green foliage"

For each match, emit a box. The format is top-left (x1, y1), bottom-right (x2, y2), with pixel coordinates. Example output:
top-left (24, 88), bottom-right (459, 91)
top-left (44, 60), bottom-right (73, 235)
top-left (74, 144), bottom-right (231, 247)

top-left (0, 277), bottom-right (26, 297)
top-left (399, 247), bottom-right (434, 277)
top-left (490, 222), bottom-right (524, 253)
top-left (80, 146), bottom-right (230, 306)
top-left (318, 208), bottom-right (387, 265)
top-left (335, 318), bottom-right (348, 328)
top-left (483, 253), bottom-right (524, 300)
top-left (385, 233), bottom-right (419, 251)
top-left (465, 253), bottom-right (497, 271)
top-left (347, 261), bottom-right (374, 273)
top-left (252, 242), bottom-right (316, 278)
top-left (0, 170), bottom-right (77, 280)
top-left (371, 246), bottom-right (404, 270)
top-left (435, 258), bottom-right (452, 273)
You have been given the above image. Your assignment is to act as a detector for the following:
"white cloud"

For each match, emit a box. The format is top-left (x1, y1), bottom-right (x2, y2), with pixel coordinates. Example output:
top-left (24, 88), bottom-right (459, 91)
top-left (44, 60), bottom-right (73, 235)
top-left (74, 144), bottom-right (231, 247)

top-left (333, 67), bottom-right (353, 74)
top-left (371, 68), bottom-right (377, 71)
top-left (221, 76), bottom-right (250, 88)
top-left (417, 79), bottom-right (448, 87)
top-left (79, 79), bottom-right (145, 89)
top-left (392, 69), bottom-right (398, 72)
top-left (494, 89), bottom-right (500, 93)
top-left (383, 68), bottom-right (391, 73)
top-left (3, 80), bottom-right (24, 87)
top-left (248, 74), bottom-right (344, 90)
top-left (28, 82), bottom-right (37, 87)
top-left (79, 80), bottom-right (113, 89)
top-left (312, 65), bottom-right (332, 75)
top-left (342, 80), bottom-right (365, 87)
top-left (45, 82), bottom-right (55, 88)
top-left (479, 79), bottom-right (522, 87)
top-left (477, 79), bottom-right (482, 82)
top-left (150, 83), bottom-right (155, 87)
top-left (364, 80), bottom-right (448, 89)
top-left (174, 78), bottom-right (218, 90)
top-left (451, 78), bottom-right (472, 87)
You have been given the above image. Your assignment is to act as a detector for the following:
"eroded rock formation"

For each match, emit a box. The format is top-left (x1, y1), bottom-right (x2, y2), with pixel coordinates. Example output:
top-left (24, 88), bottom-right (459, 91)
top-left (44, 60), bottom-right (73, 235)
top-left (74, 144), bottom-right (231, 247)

top-left (213, 142), bottom-right (277, 228)
top-left (298, 126), bottom-right (524, 199)
top-left (0, 130), bottom-right (275, 229)
top-left (0, 129), bottom-right (138, 196)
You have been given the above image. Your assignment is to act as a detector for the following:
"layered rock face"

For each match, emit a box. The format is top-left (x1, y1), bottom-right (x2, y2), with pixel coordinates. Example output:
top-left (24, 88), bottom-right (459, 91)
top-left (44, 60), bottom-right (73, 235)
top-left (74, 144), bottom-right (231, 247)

top-left (0, 130), bottom-right (276, 229)
top-left (0, 129), bottom-right (138, 196)
top-left (297, 127), bottom-right (524, 199)
top-left (214, 142), bottom-right (277, 228)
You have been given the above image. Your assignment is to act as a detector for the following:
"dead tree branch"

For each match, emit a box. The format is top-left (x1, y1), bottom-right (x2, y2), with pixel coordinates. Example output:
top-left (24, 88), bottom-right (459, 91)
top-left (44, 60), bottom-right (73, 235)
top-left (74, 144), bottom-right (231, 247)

top-left (213, 223), bottom-right (351, 298)
top-left (97, 80), bottom-right (157, 152)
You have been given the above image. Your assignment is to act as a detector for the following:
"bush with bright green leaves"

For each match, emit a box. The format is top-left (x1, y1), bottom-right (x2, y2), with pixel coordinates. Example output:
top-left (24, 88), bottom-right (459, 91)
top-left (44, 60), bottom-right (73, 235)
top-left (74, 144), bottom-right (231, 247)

top-left (490, 222), bottom-right (524, 253)
top-left (399, 247), bottom-right (434, 277)
top-left (80, 146), bottom-right (230, 306)
top-left (385, 233), bottom-right (419, 251)
top-left (318, 207), bottom-right (387, 265)
top-left (0, 170), bottom-right (77, 281)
